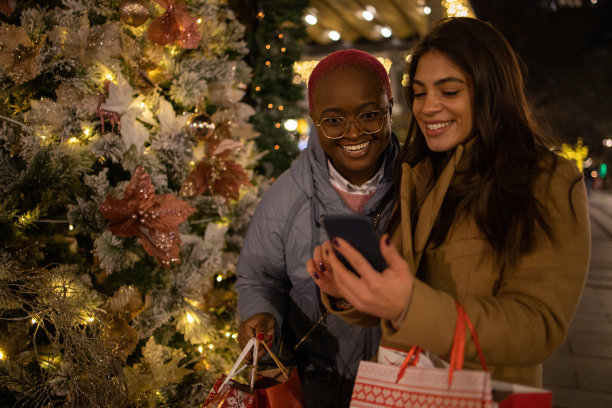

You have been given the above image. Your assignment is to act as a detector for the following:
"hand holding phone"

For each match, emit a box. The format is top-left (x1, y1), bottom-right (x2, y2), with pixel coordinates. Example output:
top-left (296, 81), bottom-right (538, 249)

top-left (322, 214), bottom-right (386, 274)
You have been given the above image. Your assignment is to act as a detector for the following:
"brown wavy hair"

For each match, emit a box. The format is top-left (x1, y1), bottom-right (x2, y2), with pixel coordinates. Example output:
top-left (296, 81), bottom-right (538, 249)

top-left (389, 17), bottom-right (567, 270)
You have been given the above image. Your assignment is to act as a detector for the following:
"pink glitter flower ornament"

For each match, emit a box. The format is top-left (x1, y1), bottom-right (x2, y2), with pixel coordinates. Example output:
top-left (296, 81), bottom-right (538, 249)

top-left (100, 166), bottom-right (196, 267)
top-left (147, 0), bottom-right (201, 49)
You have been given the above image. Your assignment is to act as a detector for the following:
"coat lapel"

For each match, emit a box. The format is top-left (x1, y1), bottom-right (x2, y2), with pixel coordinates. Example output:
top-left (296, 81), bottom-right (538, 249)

top-left (411, 145), bottom-right (465, 270)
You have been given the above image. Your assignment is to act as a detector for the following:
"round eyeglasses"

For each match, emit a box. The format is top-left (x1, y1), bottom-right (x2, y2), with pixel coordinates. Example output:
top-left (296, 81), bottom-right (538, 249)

top-left (316, 104), bottom-right (391, 140)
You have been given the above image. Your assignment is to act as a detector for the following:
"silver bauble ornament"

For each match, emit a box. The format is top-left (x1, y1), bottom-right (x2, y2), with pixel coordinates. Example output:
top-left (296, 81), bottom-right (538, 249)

top-left (119, 0), bottom-right (150, 27)
top-left (185, 113), bottom-right (215, 142)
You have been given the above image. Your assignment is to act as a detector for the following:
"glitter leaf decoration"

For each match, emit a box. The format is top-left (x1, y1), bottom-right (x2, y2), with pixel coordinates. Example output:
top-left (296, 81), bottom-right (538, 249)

top-left (0, 23), bottom-right (44, 84)
top-left (147, 0), bottom-right (201, 49)
top-left (100, 166), bottom-right (196, 267)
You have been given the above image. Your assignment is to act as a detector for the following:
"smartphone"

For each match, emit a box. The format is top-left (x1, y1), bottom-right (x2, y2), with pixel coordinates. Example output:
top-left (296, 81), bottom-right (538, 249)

top-left (322, 214), bottom-right (386, 274)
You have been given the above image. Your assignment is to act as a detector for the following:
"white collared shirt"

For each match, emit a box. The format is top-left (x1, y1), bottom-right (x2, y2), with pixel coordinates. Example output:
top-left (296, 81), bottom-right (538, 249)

top-left (328, 158), bottom-right (386, 195)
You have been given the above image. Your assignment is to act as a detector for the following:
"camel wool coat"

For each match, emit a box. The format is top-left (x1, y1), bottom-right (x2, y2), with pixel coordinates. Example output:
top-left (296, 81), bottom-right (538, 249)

top-left (323, 143), bottom-right (591, 387)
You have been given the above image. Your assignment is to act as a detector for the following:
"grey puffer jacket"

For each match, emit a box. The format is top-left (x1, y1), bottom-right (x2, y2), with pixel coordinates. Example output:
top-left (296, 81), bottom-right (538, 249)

top-left (235, 133), bottom-right (399, 408)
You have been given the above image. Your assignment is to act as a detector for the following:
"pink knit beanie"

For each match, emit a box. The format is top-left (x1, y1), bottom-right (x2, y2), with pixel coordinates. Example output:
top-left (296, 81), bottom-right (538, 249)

top-left (307, 49), bottom-right (392, 111)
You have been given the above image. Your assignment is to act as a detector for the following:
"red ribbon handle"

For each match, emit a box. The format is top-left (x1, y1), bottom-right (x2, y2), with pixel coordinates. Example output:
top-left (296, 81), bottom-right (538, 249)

top-left (395, 301), bottom-right (487, 386)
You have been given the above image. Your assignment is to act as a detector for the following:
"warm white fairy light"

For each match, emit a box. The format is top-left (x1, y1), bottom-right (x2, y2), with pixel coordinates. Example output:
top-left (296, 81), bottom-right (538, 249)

top-left (69, 224), bottom-right (74, 231)
top-left (380, 26), bottom-right (392, 38)
top-left (304, 14), bottom-right (317, 25)
top-left (424, 6), bottom-right (432, 14)
top-left (284, 119), bottom-right (298, 131)
top-left (0, 350), bottom-right (4, 360)
top-left (442, 0), bottom-right (472, 17)
top-left (225, 331), bottom-right (231, 337)
top-left (208, 344), bottom-right (214, 350)
top-left (216, 275), bottom-right (223, 282)
top-left (231, 333), bottom-right (237, 339)
top-left (186, 312), bottom-right (195, 324)
top-left (68, 137), bottom-right (78, 144)
top-left (328, 30), bottom-right (341, 41)
top-left (197, 18), bottom-right (202, 24)
top-left (31, 318), bottom-right (37, 324)
top-left (362, 10), bottom-right (374, 21)
top-left (198, 345), bottom-right (204, 353)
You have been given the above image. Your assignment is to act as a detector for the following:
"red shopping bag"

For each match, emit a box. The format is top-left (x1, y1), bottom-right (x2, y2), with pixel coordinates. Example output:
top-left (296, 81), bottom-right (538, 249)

top-left (202, 338), bottom-right (305, 408)
top-left (350, 302), bottom-right (552, 408)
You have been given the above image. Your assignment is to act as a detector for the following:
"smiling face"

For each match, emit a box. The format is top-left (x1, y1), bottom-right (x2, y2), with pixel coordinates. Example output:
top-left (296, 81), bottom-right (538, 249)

top-left (411, 50), bottom-right (474, 153)
top-left (311, 65), bottom-right (392, 186)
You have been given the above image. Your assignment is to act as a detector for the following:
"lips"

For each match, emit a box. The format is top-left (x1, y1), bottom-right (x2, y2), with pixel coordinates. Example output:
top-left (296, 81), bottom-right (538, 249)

top-left (426, 121), bottom-right (452, 131)
top-left (341, 140), bottom-right (371, 153)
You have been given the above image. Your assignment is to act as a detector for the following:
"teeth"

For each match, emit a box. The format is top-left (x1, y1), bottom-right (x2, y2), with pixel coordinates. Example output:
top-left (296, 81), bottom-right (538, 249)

top-left (427, 121), bottom-right (452, 130)
top-left (342, 141), bottom-right (371, 152)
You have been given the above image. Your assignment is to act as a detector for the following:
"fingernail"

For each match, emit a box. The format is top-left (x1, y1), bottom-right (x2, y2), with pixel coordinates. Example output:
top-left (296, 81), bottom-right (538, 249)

top-left (385, 236), bottom-right (391, 246)
top-left (256, 332), bottom-right (264, 341)
top-left (333, 238), bottom-right (340, 247)
top-left (319, 262), bottom-right (326, 272)
top-left (313, 271), bottom-right (320, 280)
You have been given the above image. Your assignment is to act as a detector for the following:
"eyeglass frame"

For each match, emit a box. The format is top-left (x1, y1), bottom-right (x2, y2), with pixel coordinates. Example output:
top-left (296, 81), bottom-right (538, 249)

top-left (315, 103), bottom-right (393, 140)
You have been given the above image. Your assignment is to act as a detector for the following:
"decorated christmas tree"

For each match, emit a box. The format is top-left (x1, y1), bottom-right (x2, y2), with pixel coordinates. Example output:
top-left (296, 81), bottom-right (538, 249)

top-left (0, 0), bottom-right (282, 406)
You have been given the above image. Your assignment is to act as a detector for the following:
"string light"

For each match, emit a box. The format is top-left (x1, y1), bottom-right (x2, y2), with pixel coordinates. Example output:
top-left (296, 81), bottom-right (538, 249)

top-left (328, 30), bottom-right (341, 41)
top-left (255, 86), bottom-right (261, 91)
top-left (225, 332), bottom-right (231, 337)
top-left (68, 137), bottom-right (78, 144)
top-left (278, 105), bottom-right (284, 111)
top-left (0, 350), bottom-right (4, 360)
top-left (198, 345), bottom-right (204, 353)
top-left (284, 119), bottom-right (298, 131)
top-left (232, 333), bottom-right (237, 339)
top-left (69, 224), bottom-right (74, 231)
top-left (442, 0), bottom-right (472, 17)
top-left (265, 61), bottom-right (271, 66)
top-left (83, 128), bottom-right (91, 136)
top-left (266, 44), bottom-right (271, 49)
top-left (267, 103), bottom-right (273, 109)
top-left (304, 14), bottom-right (317, 25)
top-left (278, 34), bottom-right (283, 39)
top-left (208, 344), bottom-right (214, 350)
top-left (186, 312), bottom-right (195, 324)
top-left (275, 123), bottom-right (281, 128)
top-left (197, 18), bottom-right (202, 24)
top-left (31, 318), bottom-right (37, 324)
top-left (281, 47), bottom-right (286, 52)
top-left (274, 144), bottom-right (280, 150)
top-left (216, 275), bottom-right (223, 282)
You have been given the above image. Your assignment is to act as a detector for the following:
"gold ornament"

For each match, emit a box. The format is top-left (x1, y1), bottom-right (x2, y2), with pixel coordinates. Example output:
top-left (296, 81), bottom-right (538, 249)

top-left (185, 112), bottom-right (215, 142)
top-left (119, 0), bottom-right (150, 27)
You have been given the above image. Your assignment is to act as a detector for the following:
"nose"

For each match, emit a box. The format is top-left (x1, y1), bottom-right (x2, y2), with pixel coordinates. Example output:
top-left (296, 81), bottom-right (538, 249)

top-left (421, 94), bottom-right (441, 115)
top-left (344, 119), bottom-right (361, 139)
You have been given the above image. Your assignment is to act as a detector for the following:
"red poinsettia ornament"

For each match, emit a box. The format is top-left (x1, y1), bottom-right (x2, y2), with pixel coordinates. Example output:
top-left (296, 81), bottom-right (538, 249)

top-left (100, 166), bottom-right (196, 267)
top-left (147, 0), bottom-right (201, 49)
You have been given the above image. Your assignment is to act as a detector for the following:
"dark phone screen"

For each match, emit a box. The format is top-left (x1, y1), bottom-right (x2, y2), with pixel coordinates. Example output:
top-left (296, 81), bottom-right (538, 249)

top-left (323, 214), bottom-right (386, 274)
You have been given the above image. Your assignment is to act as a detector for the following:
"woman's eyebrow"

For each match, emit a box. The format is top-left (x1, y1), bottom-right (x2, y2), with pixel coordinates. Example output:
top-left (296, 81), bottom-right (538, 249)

top-left (412, 77), bottom-right (466, 87)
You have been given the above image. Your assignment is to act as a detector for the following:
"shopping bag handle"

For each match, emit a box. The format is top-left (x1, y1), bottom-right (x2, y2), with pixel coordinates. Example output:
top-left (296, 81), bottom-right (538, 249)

top-left (260, 340), bottom-right (290, 380)
top-left (218, 337), bottom-right (259, 394)
top-left (396, 301), bottom-right (487, 386)
top-left (217, 336), bottom-right (290, 395)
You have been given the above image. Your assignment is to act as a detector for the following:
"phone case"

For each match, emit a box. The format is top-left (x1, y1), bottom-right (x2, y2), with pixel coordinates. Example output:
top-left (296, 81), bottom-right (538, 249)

top-left (323, 214), bottom-right (386, 273)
